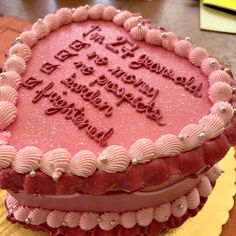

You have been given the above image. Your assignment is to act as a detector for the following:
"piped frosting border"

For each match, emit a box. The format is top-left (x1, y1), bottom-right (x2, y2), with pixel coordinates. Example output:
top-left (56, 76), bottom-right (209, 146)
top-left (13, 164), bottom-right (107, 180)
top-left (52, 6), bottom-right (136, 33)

top-left (0, 4), bottom-right (235, 181)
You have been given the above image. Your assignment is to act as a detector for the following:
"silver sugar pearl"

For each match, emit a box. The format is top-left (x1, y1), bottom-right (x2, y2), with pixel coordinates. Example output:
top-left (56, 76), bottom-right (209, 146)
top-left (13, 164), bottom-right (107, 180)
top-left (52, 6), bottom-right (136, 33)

top-left (100, 156), bottom-right (108, 164)
top-left (132, 158), bottom-right (138, 165)
top-left (37, 18), bottom-right (43, 23)
top-left (185, 37), bottom-right (190, 41)
top-left (137, 23), bottom-right (142, 29)
top-left (221, 169), bottom-right (225, 173)
top-left (220, 105), bottom-right (226, 113)
top-left (52, 170), bottom-right (62, 182)
top-left (161, 32), bottom-right (167, 38)
top-left (110, 220), bottom-right (116, 226)
top-left (97, 218), bottom-right (101, 223)
top-left (116, 9), bottom-right (121, 13)
top-left (210, 60), bottom-right (216, 66)
top-left (62, 221), bottom-right (67, 227)
top-left (25, 217), bottom-right (32, 224)
top-left (29, 170), bottom-right (36, 177)
top-left (0, 73), bottom-right (6, 79)
top-left (199, 132), bottom-right (206, 140)
top-left (178, 134), bottom-right (185, 141)
top-left (15, 37), bottom-right (22, 43)
top-left (178, 204), bottom-right (184, 210)
top-left (138, 15), bottom-right (143, 20)
top-left (85, 5), bottom-right (90, 9)
top-left (232, 87), bottom-right (236, 93)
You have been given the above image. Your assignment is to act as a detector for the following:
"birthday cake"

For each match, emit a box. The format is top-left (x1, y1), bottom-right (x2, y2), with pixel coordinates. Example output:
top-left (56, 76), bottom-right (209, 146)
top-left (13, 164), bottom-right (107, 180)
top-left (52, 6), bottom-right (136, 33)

top-left (0, 4), bottom-right (236, 236)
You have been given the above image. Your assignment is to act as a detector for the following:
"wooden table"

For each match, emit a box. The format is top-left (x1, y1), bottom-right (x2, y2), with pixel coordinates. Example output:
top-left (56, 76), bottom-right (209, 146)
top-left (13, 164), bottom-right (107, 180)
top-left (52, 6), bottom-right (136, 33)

top-left (0, 0), bottom-right (235, 235)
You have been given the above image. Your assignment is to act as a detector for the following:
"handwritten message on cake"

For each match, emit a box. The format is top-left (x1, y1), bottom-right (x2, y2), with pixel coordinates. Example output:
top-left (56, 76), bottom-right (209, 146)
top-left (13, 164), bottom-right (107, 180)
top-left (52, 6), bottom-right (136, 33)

top-left (22, 24), bottom-right (203, 147)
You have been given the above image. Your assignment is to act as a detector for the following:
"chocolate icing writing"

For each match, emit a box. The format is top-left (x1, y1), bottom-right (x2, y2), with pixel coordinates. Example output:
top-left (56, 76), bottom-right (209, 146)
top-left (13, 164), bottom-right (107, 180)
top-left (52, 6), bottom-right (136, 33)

top-left (69, 39), bottom-right (90, 52)
top-left (55, 50), bottom-right (78, 62)
top-left (32, 82), bottom-right (114, 147)
top-left (105, 36), bottom-right (139, 58)
top-left (90, 33), bottom-right (105, 44)
top-left (40, 62), bottom-right (60, 75)
top-left (22, 77), bottom-right (43, 90)
top-left (129, 54), bottom-right (203, 97)
top-left (61, 73), bottom-right (113, 117)
top-left (90, 75), bottom-right (165, 125)
top-left (87, 52), bottom-right (108, 66)
top-left (74, 62), bottom-right (94, 75)
top-left (108, 67), bottom-right (159, 103)
top-left (83, 25), bottom-right (101, 38)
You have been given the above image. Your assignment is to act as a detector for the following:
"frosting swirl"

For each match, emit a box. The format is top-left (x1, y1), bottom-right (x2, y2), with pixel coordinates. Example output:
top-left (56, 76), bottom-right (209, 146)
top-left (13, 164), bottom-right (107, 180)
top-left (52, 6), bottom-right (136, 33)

top-left (189, 47), bottom-right (208, 67)
top-left (64, 212), bottom-right (80, 228)
top-left (55, 8), bottom-right (73, 25)
top-left (113, 11), bottom-right (132, 26)
top-left (209, 81), bottom-right (232, 103)
top-left (46, 210), bottom-right (66, 228)
top-left (136, 208), bottom-right (154, 226)
top-left (0, 145), bottom-right (16, 169)
top-left (186, 188), bottom-right (200, 210)
top-left (12, 146), bottom-right (43, 174)
top-left (99, 213), bottom-right (120, 231)
top-left (88, 4), bottom-right (105, 20)
top-left (154, 203), bottom-right (171, 222)
top-left (69, 150), bottom-right (97, 177)
top-left (79, 212), bottom-right (99, 231)
top-left (9, 43), bottom-right (31, 62)
top-left (0, 101), bottom-right (17, 130)
top-left (120, 212), bottom-right (136, 229)
top-left (130, 25), bottom-right (147, 41)
top-left (32, 20), bottom-right (50, 40)
top-left (5, 55), bottom-right (26, 75)
top-left (72, 6), bottom-right (89, 22)
top-left (145, 29), bottom-right (162, 46)
top-left (161, 32), bottom-right (177, 51)
top-left (201, 58), bottom-right (221, 77)
top-left (124, 16), bottom-right (141, 31)
top-left (174, 39), bottom-right (192, 58)
top-left (98, 145), bottom-right (131, 173)
top-left (102, 6), bottom-right (118, 21)
top-left (43, 14), bottom-right (60, 31)
top-left (0, 86), bottom-right (18, 104)
top-left (209, 70), bottom-right (231, 85)
top-left (28, 208), bottom-right (49, 225)
top-left (0, 71), bottom-right (21, 90)
top-left (19, 31), bottom-right (37, 48)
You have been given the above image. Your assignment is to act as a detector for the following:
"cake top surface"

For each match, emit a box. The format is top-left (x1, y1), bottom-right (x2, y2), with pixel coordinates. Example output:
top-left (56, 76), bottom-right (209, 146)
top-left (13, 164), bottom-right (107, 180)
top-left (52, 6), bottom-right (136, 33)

top-left (0, 5), bottom-right (234, 178)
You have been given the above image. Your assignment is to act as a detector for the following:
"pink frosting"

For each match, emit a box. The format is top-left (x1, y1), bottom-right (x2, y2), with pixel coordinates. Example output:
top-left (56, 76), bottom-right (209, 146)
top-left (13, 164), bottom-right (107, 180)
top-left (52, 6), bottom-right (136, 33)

top-left (55, 8), bottom-right (73, 25)
top-left (0, 101), bottom-right (17, 130)
top-left (186, 188), bottom-right (200, 210)
top-left (161, 32), bottom-right (177, 51)
top-left (9, 43), bottom-right (31, 62)
top-left (120, 212), bottom-right (136, 229)
top-left (99, 213), bottom-right (120, 231)
top-left (209, 70), bottom-right (231, 85)
top-left (88, 4), bottom-right (105, 20)
top-left (130, 25), bottom-right (147, 41)
top-left (201, 57), bottom-right (221, 77)
top-left (113, 11), bottom-right (132, 26)
top-left (72, 7), bottom-right (89, 22)
top-left (19, 31), bottom-right (37, 48)
top-left (174, 40), bottom-right (192, 58)
top-left (136, 208), bottom-right (154, 227)
top-left (179, 124), bottom-right (205, 151)
top-left (32, 20), bottom-right (50, 40)
top-left (46, 210), bottom-right (66, 228)
top-left (145, 29), bottom-right (162, 46)
top-left (79, 212), bottom-right (99, 231)
top-left (98, 145), bottom-right (131, 173)
top-left (209, 82), bottom-right (232, 103)
top-left (129, 138), bottom-right (156, 164)
top-left (0, 71), bottom-right (21, 90)
top-left (155, 134), bottom-right (183, 157)
top-left (6, 194), bottom-right (18, 209)
top-left (197, 176), bottom-right (212, 197)
top-left (210, 101), bottom-right (234, 124)
top-left (171, 196), bottom-right (188, 217)
top-left (0, 145), bottom-right (16, 169)
top-left (206, 164), bottom-right (222, 183)
top-left (154, 203), bottom-right (171, 222)
top-left (69, 150), bottom-right (97, 177)
top-left (5, 55), bottom-right (26, 75)
top-left (0, 86), bottom-right (18, 104)
top-left (0, 130), bottom-right (11, 145)
top-left (102, 6), bottom-right (118, 21)
top-left (40, 148), bottom-right (71, 178)
top-left (199, 114), bottom-right (224, 140)
top-left (13, 206), bottom-right (30, 222)
top-left (28, 208), bottom-right (49, 225)
top-left (43, 14), bottom-right (60, 31)
top-left (64, 212), bottom-right (80, 228)
top-left (12, 146), bottom-right (43, 174)
top-left (124, 16), bottom-right (141, 31)
top-left (189, 47), bottom-right (208, 67)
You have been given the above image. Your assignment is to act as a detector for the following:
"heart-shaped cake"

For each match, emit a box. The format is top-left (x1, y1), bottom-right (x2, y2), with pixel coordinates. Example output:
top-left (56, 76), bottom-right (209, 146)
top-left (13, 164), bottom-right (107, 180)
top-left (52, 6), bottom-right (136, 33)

top-left (0, 4), bottom-right (235, 236)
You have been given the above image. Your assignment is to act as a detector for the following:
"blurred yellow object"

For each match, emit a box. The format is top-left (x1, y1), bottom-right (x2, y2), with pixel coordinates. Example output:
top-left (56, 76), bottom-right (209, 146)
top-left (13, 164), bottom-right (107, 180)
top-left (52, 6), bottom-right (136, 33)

top-left (0, 148), bottom-right (235, 236)
top-left (200, 0), bottom-right (236, 33)
top-left (203, 0), bottom-right (236, 12)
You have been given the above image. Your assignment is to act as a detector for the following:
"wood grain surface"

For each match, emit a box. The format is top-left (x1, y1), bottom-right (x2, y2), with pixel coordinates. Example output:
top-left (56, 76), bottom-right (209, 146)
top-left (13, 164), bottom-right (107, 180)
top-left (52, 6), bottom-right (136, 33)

top-left (0, 1), bottom-right (235, 235)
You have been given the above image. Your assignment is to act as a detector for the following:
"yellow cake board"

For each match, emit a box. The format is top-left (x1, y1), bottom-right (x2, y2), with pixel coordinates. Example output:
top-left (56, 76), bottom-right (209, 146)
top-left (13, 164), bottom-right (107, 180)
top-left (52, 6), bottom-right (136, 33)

top-left (0, 148), bottom-right (235, 236)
